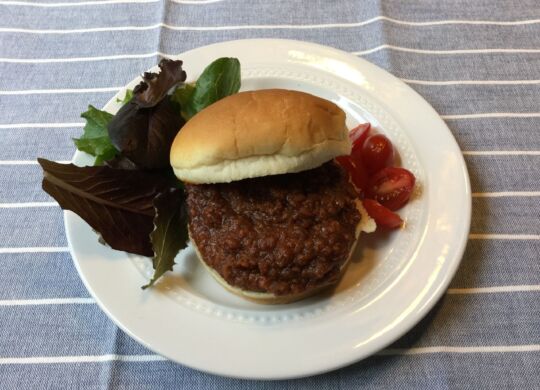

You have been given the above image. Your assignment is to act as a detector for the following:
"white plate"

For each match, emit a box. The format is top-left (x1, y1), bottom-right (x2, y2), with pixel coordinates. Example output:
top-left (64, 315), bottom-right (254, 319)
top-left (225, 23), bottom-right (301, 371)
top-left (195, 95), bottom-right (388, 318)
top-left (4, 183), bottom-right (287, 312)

top-left (66, 39), bottom-right (471, 380)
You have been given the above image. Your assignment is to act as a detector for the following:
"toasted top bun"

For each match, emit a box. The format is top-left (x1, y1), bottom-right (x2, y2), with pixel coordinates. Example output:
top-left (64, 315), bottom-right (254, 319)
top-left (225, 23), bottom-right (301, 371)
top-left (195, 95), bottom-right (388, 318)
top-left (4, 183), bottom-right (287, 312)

top-left (170, 89), bottom-right (351, 183)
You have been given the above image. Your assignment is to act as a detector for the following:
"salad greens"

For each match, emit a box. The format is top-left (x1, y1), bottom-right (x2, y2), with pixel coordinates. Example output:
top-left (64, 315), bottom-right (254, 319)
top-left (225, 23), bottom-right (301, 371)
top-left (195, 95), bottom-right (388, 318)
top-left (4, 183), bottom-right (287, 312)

top-left (40, 57), bottom-right (241, 288)
top-left (107, 59), bottom-right (187, 169)
top-left (143, 188), bottom-right (188, 289)
top-left (116, 89), bottom-right (133, 105)
top-left (134, 59), bottom-right (187, 108)
top-left (39, 158), bottom-right (174, 257)
top-left (176, 57), bottom-right (241, 120)
top-left (171, 83), bottom-right (195, 118)
top-left (73, 106), bottom-right (117, 166)
top-left (108, 95), bottom-right (185, 169)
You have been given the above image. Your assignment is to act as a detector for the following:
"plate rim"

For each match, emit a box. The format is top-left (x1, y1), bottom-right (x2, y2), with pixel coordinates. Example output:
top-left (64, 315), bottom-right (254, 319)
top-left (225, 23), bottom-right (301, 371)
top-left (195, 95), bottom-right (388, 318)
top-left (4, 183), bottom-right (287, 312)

top-left (65, 38), bottom-right (472, 379)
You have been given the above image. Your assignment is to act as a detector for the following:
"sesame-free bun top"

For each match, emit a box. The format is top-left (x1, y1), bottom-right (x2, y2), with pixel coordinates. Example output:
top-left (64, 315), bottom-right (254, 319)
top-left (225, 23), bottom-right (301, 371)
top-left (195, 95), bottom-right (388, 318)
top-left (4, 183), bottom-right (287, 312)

top-left (170, 89), bottom-right (351, 183)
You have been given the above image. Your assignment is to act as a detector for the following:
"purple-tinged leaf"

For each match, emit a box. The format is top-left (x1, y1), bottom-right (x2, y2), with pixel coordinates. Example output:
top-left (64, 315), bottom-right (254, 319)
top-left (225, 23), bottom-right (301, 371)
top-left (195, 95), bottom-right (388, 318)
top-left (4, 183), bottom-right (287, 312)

top-left (39, 158), bottom-right (175, 256)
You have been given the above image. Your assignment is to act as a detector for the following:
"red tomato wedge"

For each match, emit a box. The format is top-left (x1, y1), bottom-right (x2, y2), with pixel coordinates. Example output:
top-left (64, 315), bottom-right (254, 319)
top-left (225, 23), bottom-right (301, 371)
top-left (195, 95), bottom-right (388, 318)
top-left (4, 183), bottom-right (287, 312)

top-left (362, 199), bottom-right (403, 229)
top-left (350, 123), bottom-right (371, 153)
top-left (367, 167), bottom-right (416, 211)
top-left (335, 155), bottom-right (368, 194)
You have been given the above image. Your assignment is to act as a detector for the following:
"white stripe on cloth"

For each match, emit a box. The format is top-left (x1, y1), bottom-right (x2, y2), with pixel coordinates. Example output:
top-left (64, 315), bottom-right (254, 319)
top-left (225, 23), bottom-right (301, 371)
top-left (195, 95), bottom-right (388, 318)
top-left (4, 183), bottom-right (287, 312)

top-left (447, 285), bottom-right (540, 294)
top-left (0, 16), bottom-right (539, 32)
top-left (0, 123), bottom-right (84, 128)
top-left (472, 192), bottom-right (540, 197)
top-left (442, 113), bottom-right (540, 120)
top-left (402, 79), bottom-right (540, 86)
top-left (1, 346), bottom-right (539, 364)
top-left (0, 0), bottom-right (158, 7)
top-left (0, 87), bottom-right (121, 95)
top-left (0, 247), bottom-right (70, 253)
top-left (0, 298), bottom-right (95, 306)
top-left (0, 202), bottom-right (58, 208)
top-left (0, 354), bottom-right (166, 364)
top-left (0, 52), bottom-right (163, 63)
top-left (170, 0), bottom-right (223, 3)
top-left (469, 234), bottom-right (540, 240)
top-left (0, 25), bottom-right (163, 34)
top-left (0, 0), bottom-right (222, 6)
top-left (382, 17), bottom-right (540, 27)
top-left (379, 345), bottom-right (540, 356)
top-left (0, 161), bottom-right (70, 164)
top-left (463, 151), bottom-right (540, 155)
top-left (353, 45), bottom-right (540, 56)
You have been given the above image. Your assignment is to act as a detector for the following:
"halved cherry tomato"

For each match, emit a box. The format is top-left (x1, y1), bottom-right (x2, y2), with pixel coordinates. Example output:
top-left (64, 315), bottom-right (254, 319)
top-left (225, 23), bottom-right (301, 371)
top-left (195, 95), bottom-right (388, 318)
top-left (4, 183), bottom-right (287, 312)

top-left (362, 199), bottom-right (403, 229)
top-left (335, 155), bottom-right (368, 195)
top-left (366, 167), bottom-right (415, 211)
top-left (361, 134), bottom-right (394, 174)
top-left (350, 123), bottom-right (371, 153)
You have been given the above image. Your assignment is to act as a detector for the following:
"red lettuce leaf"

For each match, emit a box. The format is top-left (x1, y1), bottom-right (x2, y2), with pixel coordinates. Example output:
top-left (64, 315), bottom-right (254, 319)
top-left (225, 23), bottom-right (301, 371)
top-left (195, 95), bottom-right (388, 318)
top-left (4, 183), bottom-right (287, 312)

top-left (134, 59), bottom-right (187, 108)
top-left (107, 59), bottom-right (187, 169)
top-left (107, 96), bottom-right (184, 169)
top-left (39, 158), bottom-right (175, 256)
top-left (104, 155), bottom-right (138, 170)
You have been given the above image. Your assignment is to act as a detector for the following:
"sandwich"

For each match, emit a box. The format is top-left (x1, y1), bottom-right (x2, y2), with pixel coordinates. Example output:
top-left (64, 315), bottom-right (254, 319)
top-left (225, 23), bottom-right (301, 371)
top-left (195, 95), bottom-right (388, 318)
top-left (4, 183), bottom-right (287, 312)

top-left (170, 89), bottom-right (375, 304)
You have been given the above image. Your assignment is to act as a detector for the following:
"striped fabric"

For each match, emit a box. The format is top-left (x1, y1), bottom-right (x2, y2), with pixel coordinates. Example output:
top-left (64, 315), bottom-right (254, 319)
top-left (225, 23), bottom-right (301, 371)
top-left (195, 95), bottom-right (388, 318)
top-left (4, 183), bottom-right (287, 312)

top-left (1, 0), bottom-right (539, 388)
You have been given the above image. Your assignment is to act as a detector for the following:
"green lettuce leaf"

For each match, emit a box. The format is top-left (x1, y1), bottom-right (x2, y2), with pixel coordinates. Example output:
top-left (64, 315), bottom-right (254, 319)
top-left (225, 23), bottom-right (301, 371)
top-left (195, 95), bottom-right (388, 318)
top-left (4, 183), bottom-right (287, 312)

top-left (171, 83), bottom-right (195, 118)
top-left (116, 89), bottom-right (133, 105)
top-left (74, 105), bottom-right (117, 165)
top-left (143, 188), bottom-right (188, 289)
top-left (183, 57), bottom-right (241, 119)
top-left (172, 83), bottom-right (195, 106)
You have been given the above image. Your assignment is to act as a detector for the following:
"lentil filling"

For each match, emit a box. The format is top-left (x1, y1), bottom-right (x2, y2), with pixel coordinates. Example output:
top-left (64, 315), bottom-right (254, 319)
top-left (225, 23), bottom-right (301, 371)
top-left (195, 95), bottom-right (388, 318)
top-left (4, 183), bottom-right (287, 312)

top-left (186, 162), bottom-right (361, 296)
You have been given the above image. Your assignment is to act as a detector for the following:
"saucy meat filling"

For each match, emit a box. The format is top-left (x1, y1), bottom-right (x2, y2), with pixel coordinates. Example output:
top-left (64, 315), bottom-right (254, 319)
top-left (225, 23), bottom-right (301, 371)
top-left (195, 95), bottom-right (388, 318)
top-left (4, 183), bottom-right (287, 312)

top-left (186, 162), bottom-right (361, 296)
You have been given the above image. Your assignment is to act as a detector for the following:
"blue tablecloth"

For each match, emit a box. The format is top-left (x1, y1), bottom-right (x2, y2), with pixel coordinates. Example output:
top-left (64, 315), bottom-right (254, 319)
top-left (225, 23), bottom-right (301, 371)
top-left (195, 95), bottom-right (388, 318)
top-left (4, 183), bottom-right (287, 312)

top-left (1, 0), bottom-right (539, 388)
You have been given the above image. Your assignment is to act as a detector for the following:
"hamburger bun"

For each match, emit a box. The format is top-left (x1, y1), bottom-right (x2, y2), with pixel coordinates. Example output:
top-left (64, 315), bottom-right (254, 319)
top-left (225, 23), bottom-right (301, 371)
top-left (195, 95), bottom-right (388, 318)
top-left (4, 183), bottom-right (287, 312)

top-left (170, 89), bottom-right (351, 183)
top-left (171, 89), bottom-right (375, 304)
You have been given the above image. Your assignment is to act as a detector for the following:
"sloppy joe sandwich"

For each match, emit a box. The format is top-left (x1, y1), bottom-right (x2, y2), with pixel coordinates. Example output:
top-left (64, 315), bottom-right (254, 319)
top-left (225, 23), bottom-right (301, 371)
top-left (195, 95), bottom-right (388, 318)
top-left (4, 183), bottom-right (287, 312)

top-left (170, 89), bottom-right (375, 304)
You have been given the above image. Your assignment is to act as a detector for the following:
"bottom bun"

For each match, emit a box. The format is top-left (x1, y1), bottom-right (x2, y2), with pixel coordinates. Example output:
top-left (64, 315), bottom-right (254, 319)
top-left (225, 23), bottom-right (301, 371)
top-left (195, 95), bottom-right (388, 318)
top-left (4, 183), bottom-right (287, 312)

top-left (191, 236), bottom-right (355, 304)
top-left (190, 200), bottom-right (375, 305)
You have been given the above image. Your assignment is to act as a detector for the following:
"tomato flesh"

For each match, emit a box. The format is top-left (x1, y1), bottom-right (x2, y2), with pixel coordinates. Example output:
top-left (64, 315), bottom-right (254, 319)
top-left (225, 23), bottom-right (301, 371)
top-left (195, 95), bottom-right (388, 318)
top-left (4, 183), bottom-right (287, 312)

top-left (367, 167), bottom-right (415, 211)
top-left (361, 134), bottom-right (394, 174)
top-left (362, 199), bottom-right (403, 229)
top-left (350, 123), bottom-right (371, 153)
top-left (335, 155), bottom-right (368, 194)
